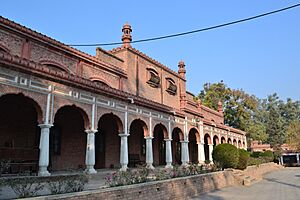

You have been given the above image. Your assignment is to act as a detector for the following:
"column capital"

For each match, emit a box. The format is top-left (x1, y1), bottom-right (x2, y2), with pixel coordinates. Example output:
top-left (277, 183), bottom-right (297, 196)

top-left (85, 129), bottom-right (98, 134)
top-left (164, 138), bottom-right (172, 142)
top-left (119, 133), bottom-right (130, 137)
top-left (145, 136), bottom-right (154, 140)
top-left (197, 142), bottom-right (204, 145)
top-left (38, 123), bottom-right (53, 129)
top-left (180, 140), bottom-right (189, 143)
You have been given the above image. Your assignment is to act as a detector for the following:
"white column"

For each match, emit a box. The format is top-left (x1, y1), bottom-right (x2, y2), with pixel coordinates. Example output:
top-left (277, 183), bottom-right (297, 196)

top-left (38, 124), bottom-right (52, 176)
top-left (165, 139), bottom-right (173, 168)
top-left (181, 141), bottom-right (189, 166)
top-left (145, 136), bottom-right (154, 169)
top-left (85, 129), bottom-right (97, 174)
top-left (297, 154), bottom-right (300, 164)
top-left (280, 156), bottom-right (284, 165)
top-left (119, 132), bottom-right (129, 171)
top-left (197, 142), bottom-right (205, 164)
top-left (244, 136), bottom-right (247, 150)
top-left (209, 144), bottom-right (214, 163)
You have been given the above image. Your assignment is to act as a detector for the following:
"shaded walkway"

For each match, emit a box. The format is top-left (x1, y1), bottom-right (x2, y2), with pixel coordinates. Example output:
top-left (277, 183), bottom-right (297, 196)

top-left (192, 167), bottom-right (300, 200)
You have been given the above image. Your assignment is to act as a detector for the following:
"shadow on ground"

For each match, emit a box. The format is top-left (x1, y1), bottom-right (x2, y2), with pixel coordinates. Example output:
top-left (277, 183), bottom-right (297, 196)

top-left (264, 177), bottom-right (300, 189)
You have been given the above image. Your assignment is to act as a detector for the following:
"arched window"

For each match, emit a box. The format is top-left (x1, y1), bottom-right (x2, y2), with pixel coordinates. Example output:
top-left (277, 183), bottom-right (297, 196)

top-left (146, 67), bottom-right (160, 88)
top-left (166, 77), bottom-right (177, 95)
top-left (92, 79), bottom-right (110, 87)
top-left (40, 61), bottom-right (69, 73)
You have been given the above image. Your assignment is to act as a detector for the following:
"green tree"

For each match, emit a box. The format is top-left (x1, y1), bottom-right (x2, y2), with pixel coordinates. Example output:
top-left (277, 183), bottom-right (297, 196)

top-left (265, 94), bottom-right (285, 148)
top-left (197, 82), bottom-right (300, 146)
top-left (286, 120), bottom-right (300, 151)
top-left (245, 120), bottom-right (268, 142)
top-left (224, 89), bottom-right (259, 131)
top-left (198, 80), bottom-right (231, 110)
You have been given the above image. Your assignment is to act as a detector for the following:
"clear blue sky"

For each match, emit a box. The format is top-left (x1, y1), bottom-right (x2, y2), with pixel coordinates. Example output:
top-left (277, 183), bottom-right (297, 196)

top-left (1, 1), bottom-right (300, 100)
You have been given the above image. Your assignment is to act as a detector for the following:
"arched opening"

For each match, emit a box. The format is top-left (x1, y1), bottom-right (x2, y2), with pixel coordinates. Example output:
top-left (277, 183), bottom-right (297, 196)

top-left (243, 141), bottom-right (246, 148)
top-left (221, 137), bottom-right (226, 144)
top-left (233, 139), bottom-right (237, 147)
top-left (213, 135), bottom-right (219, 147)
top-left (128, 119), bottom-right (148, 167)
top-left (0, 93), bottom-right (42, 174)
top-left (204, 134), bottom-right (211, 161)
top-left (153, 123), bottom-right (168, 166)
top-left (172, 128), bottom-right (183, 165)
top-left (50, 105), bottom-right (88, 171)
top-left (228, 138), bottom-right (232, 144)
top-left (96, 113), bottom-right (123, 169)
top-left (188, 128), bottom-right (199, 164)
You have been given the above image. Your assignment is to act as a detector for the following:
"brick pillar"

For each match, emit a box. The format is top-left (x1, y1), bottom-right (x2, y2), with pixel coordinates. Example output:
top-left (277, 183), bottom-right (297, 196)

top-left (85, 129), bottom-right (97, 174)
top-left (38, 124), bottom-right (53, 176)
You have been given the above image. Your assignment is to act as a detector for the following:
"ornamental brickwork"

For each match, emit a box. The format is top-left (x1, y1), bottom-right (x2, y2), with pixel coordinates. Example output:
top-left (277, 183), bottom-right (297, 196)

top-left (0, 16), bottom-right (246, 175)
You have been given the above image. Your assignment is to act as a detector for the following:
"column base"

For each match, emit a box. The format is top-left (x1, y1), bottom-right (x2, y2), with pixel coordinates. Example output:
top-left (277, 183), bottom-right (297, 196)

top-left (85, 166), bottom-right (97, 174)
top-left (120, 165), bottom-right (128, 171)
top-left (181, 162), bottom-right (189, 167)
top-left (146, 163), bottom-right (155, 170)
top-left (38, 167), bottom-right (51, 177)
top-left (165, 163), bottom-right (173, 169)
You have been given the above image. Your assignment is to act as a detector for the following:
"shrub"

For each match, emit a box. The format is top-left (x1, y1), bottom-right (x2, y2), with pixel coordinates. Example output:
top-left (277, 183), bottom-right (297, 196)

top-left (250, 151), bottom-right (262, 158)
top-left (105, 164), bottom-right (210, 187)
top-left (260, 150), bottom-right (274, 162)
top-left (212, 143), bottom-right (239, 169)
top-left (237, 149), bottom-right (250, 170)
top-left (48, 175), bottom-right (88, 194)
top-left (7, 177), bottom-right (44, 198)
top-left (64, 175), bottom-right (88, 193)
top-left (105, 168), bottom-right (150, 187)
top-left (0, 159), bottom-right (10, 175)
top-left (248, 157), bottom-right (264, 166)
top-left (153, 168), bottom-right (173, 180)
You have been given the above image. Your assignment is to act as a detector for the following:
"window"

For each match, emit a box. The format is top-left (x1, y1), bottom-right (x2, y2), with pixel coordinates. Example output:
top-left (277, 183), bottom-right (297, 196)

top-left (166, 78), bottom-right (177, 95)
top-left (146, 68), bottom-right (160, 88)
top-left (92, 79), bottom-right (110, 87)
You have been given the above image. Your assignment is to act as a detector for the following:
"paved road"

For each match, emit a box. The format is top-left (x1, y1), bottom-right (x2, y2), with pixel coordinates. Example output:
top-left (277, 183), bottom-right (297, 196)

top-left (192, 167), bottom-right (300, 200)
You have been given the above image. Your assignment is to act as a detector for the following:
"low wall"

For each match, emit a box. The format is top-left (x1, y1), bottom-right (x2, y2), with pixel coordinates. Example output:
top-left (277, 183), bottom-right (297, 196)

top-left (243, 162), bottom-right (283, 179)
top-left (32, 163), bottom-right (282, 200)
top-left (33, 171), bottom-right (236, 200)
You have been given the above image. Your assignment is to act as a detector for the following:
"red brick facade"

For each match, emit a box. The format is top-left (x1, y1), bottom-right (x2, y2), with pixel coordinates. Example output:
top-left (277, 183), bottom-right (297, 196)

top-left (0, 16), bottom-right (246, 173)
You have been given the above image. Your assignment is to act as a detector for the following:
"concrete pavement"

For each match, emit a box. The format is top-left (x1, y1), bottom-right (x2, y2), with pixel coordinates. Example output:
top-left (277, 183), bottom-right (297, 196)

top-left (192, 167), bottom-right (300, 200)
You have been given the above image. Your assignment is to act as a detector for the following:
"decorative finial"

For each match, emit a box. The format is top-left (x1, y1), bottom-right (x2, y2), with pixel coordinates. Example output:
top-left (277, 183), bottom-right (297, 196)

top-left (178, 60), bottom-right (186, 79)
top-left (122, 22), bottom-right (132, 48)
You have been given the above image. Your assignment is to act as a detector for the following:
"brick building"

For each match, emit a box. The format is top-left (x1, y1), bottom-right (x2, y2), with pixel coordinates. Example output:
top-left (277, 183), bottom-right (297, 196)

top-left (0, 17), bottom-right (246, 176)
